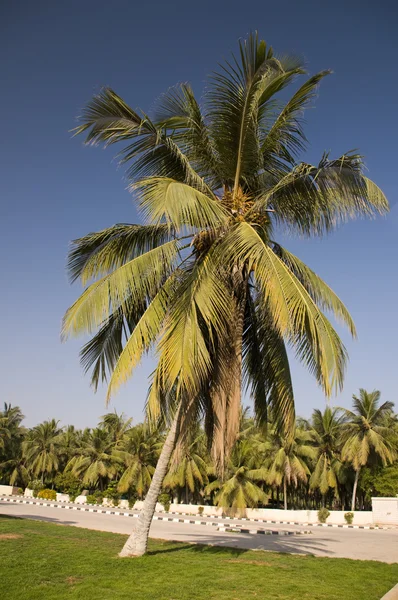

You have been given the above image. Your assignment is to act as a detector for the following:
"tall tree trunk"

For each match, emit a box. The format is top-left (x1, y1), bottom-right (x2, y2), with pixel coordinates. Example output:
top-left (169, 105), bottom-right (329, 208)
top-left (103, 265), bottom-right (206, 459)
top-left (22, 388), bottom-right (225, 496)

top-left (351, 468), bottom-right (360, 512)
top-left (283, 478), bottom-right (287, 510)
top-left (119, 406), bottom-right (182, 557)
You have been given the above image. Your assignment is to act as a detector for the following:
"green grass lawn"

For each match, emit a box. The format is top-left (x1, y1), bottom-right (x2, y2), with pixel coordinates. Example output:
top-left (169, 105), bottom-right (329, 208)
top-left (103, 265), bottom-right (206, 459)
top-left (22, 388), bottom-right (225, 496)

top-left (0, 515), bottom-right (396, 600)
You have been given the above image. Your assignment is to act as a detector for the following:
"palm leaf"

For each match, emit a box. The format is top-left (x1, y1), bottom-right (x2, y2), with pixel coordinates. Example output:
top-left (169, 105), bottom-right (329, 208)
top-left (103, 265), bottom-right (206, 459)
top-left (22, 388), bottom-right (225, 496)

top-left (62, 240), bottom-right (180, 338)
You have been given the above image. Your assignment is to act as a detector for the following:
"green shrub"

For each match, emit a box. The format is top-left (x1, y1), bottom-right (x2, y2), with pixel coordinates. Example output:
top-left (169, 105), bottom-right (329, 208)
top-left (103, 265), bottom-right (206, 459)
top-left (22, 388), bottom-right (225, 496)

top-left (28, 480), bottom-right (45, 498)
top-left (344, 511), bottom-right (354, 525)
top-left (16, 488), bottom-right (24, 496)
top-left (54, 472), bottom-right (81, 499)
top-left (158, 493), bottom-right (171, 512)
top-left (37, 489), bottom-right (57, 501)
top-left (317, 507), bottom-right (330, 523)
top-left (104, 485), bottom-right (121, 507)
top-left (86, 494), bottom-right (98, 505)
top-left (94, 490), bottom-right (104, 503)
top-left (128, 497), bottom-right (137, 510)
top-left (198, 506), bottom-right (204, 516)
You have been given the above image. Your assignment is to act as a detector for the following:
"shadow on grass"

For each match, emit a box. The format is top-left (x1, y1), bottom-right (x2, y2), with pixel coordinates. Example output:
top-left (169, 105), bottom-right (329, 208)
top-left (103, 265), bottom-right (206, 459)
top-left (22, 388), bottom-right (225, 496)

top-left (148, 540), bottom-right (248, 557)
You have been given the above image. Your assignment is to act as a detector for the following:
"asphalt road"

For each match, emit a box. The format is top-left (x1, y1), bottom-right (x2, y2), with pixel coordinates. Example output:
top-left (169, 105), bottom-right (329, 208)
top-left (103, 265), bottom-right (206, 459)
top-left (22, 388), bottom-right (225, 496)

top-left (1, 500), bottom-right (397, 564)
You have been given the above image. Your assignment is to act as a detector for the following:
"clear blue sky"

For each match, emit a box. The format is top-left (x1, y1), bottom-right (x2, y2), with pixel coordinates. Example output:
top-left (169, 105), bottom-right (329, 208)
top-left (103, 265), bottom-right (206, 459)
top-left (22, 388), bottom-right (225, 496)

top-left (1, 0), bottom-right (397, 428)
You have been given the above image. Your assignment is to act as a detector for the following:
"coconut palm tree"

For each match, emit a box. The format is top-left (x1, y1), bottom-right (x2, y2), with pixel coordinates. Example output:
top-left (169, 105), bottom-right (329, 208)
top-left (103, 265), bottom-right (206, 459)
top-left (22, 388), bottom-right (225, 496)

top-left (0, 404), bottom-right (27, 486)
top-left (164, 429), bottom-right (209, 503)
top-left (66, 427), bottom-right (117, 489)
top-left (265, 427), bottom-right (316, 510)
top-left (99, 411), bottom-right (132, 445)
top-left (341, 390), bottom-right (396, 511)
top-left (57, 425), bottom-right (80, 469)
top-left (309, 407), bottom-right (345, 504)
top-left (63, 33), bottom-right (388, 555)
top-left (114, 424), bottom-right (161, 498)
top-left (206, 437), bottom-right (268, 515)
top-left (22, 419), bottom-right (62, 484)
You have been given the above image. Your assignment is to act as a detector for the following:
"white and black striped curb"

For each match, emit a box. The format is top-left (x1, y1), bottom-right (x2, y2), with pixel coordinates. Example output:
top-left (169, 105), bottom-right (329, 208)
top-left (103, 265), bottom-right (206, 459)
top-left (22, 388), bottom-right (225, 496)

top-left (0, 496), bottom-right (385, 530)
top-left (0, 497), bottom-right (311, 536)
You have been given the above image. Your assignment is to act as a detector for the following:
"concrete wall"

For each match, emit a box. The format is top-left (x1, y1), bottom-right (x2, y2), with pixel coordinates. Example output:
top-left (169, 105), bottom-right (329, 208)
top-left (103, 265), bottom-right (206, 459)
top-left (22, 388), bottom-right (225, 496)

top-left (372, 497), bottom-right (398, 525)
top-left (0, 485), bottom-right (19, 496)
top-left (144, 502), bottom-right (373, 524)
top-left (56, 493), bottom-right (70, 502)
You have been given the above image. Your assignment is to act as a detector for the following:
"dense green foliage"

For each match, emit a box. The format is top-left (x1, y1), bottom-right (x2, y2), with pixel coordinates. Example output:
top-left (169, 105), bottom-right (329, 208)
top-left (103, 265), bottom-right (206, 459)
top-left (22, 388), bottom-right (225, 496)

top-left (0, 516), bottom-right (397, 600)
top-left (0, 391), bottom-right (396, 511)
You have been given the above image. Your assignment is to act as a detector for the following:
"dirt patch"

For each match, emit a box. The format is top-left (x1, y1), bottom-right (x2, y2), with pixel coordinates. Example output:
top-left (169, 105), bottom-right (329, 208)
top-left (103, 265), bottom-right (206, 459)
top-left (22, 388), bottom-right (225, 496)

top-left (223, 559), bottom-right (290, 568)
top-left (0, 533), bottom-right (23, 540)
top-left (66, 576), bottom-right (83, 586)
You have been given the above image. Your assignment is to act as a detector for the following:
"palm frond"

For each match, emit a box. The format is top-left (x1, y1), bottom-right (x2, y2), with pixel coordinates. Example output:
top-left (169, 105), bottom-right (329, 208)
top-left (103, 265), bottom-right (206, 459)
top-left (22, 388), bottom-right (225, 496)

top-left (67, 224), bottom-right (171, 284)
top-left (106, 274), bottom-right (176, 402)
top-left (256, 152), bottom-right (388, 236)
top-left (62, 240), bottom-right (180, 338)
top-left (217, 222), bottom-right (347, 396)
top-left (134, 177), bottom-right (228, 230)
top-left (261, 71), bottom-right (331, 167)
top-left (272, 243), bottom-right (356, 336)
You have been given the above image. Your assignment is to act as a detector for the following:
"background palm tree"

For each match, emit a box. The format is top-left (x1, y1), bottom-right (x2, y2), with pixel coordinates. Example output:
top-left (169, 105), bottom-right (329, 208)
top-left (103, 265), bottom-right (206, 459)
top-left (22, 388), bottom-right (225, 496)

top-left (309, 407), bottom-right (345, 505)
top-left (0, 404), bottom-right (27, 486)
top-left (115, 424), bottom-right (161, 499)
top-left (22, 419), bottom-right (61, 484)
top-left (265, 427), bottom-right (315, 510)
top-left (62, 33), bottom-right (388, 555)
top-left (164, 429), bottom-right (209, 504)
top-left (206, 437), bottom-right (268, 515)
top-left (66, 427), bottom-right (117, 489)
top-left (99, 411), bottom-right (132, 446)
top-left (341, 389), bottom-right (396, 510)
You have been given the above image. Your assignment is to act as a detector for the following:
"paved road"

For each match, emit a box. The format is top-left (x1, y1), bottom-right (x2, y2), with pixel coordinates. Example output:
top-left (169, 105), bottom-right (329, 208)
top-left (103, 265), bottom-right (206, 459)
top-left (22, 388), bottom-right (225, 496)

top-left (1, 500), bottom-right (397, 563)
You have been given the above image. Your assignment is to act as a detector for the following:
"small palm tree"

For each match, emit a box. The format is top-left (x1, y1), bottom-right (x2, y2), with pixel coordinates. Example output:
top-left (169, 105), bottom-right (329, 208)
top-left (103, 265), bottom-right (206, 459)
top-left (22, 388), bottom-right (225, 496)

top-left (309, 407), bottom-right (345, 504)
top-left (99, 411), bottom-right (132, 445)
top-left (63, 33), bottom-right (388, 555)
top-left (265, 427), bottom-right (316, 510)
top-left (0, 404), bottom-right (26, 486)
top-left (206, 438), bottom-right (268, 515)
top-left (22, 419), bottom-right (61, 484)
top-left (66, 428), bottom-right (117, 489)
top-left (114, 424), bottom-right (161, 498)
top-left (57, 425), bottom-right (80, 469)
top-left (341, 390), bottom-right (396, 511)
top-left (164, 429), bottom-right (209, 503)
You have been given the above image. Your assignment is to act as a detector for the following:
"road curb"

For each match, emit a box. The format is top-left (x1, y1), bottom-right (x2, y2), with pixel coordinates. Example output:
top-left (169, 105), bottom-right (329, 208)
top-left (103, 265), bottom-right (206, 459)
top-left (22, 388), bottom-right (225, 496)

top-left (0, 497), bottom-right (310, 537)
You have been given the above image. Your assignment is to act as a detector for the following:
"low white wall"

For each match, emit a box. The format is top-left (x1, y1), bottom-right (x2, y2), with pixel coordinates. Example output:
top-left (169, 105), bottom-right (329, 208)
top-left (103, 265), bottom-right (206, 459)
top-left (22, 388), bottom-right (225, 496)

top-left (0, 485), bottom-right (19, 496)
top-left (74, 495), bottom-right (87, 505)
top-left (245, 508), bottom-right (372, 525)
top-left (24, 488), bottom-right (34, 498)
top-left (372, 497), bottom-right (398, 525)
top-left (147, 502), bottom-right (373, 524)
top-left (56, 493), bottom-right (70, 502)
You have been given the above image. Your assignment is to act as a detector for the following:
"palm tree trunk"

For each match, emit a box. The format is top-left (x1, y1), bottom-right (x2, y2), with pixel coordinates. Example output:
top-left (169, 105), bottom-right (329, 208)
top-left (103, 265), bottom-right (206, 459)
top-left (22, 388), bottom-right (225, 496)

top-left (351, 468), bottom-right (360, 512)
top-left (119, 406), bottom-right (182, 557)
top-left (283, 478), bottom-right (287, 511)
